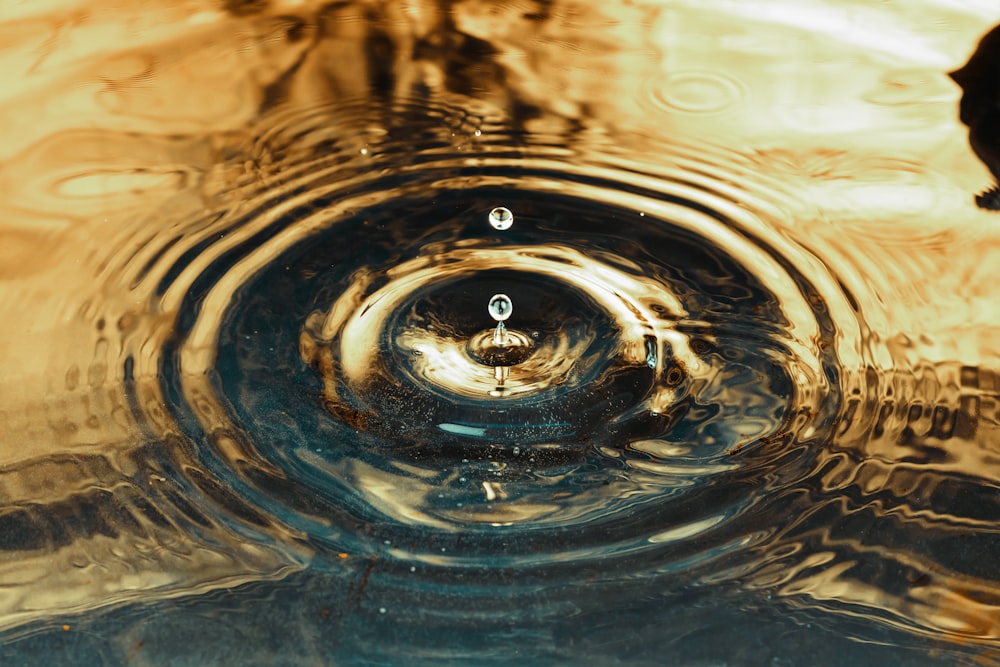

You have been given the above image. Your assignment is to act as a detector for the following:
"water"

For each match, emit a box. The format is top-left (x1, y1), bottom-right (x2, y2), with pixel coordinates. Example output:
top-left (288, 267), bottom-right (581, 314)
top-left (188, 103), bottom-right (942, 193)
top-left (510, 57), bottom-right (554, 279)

top-left (487, 293), bottom-right (512, 322)
top-left (2, 1), bottom-right (1000, 665)
top-left (488, 207), bottom-right (514, 230)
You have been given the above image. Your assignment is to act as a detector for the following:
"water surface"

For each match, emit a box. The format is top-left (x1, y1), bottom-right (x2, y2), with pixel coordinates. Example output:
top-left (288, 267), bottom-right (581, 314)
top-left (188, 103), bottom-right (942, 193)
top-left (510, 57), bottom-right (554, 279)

top-left (2, 1), bottom-right (1000, 664)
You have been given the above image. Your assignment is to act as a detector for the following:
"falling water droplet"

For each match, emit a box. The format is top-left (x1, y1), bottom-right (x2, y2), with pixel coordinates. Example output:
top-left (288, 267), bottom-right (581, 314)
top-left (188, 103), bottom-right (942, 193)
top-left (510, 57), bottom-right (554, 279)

top-left (488, 206), bottom-right (513, 230)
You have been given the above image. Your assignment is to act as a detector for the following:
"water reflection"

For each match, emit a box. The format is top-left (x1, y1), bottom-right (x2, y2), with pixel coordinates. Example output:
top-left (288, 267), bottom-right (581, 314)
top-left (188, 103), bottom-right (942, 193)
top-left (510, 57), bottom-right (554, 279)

top-left (2, 1), bottom-right (1000, 665)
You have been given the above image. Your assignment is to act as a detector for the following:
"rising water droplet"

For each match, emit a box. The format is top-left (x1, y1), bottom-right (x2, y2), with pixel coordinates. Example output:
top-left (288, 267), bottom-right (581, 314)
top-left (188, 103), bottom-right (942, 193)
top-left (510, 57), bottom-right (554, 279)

top-left (488, 293), bottom-right (512, 322)
top-left (489, 293), bottom-right (513, 347)
top-left (488, 206), bottom-right (513, 230)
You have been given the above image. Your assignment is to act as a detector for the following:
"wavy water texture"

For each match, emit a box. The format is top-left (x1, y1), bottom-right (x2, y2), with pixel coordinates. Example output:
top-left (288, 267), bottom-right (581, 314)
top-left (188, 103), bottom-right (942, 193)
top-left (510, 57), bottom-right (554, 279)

top-left (2, 1), bottom-right (1000, 665)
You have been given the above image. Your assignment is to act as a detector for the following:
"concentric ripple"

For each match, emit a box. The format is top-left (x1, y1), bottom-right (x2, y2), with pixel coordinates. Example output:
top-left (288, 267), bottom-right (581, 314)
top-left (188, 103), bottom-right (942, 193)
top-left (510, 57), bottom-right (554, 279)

top-left (6, 1), bottom-right (1000, 662)
top-left (132, 100), bottom-right (846, 573)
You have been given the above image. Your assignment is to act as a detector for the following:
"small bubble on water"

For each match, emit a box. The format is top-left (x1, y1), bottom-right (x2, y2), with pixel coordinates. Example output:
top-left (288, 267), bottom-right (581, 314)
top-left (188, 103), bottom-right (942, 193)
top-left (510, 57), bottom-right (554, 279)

top-left (488, 206), bottom-right (513, 230)
top-left (488, 294), bottom-right (513, 322)
top-left (379, 607), bottom-right (386, 614)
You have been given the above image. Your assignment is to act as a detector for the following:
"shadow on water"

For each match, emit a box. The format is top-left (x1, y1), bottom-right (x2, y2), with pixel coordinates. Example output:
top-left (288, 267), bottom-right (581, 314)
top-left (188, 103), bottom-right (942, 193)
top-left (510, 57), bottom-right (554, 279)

top-left (2, 1), bottom-right (1000, 665)
top-left (952, 23), bottom-right (1000, 210)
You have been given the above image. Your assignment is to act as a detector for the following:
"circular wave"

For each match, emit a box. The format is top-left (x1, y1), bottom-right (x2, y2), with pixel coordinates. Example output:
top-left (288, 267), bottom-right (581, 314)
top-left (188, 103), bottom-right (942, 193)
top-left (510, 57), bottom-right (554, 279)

top-left (134, 99), bottom-right (846, 573)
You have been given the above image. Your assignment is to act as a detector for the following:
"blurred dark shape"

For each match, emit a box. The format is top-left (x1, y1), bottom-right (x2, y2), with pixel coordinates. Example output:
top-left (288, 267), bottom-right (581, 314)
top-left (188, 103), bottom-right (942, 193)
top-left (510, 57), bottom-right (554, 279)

top-left (951, 24), bottom-right (1000, 210)
top-left (223, 0), bottom-right (268, 16)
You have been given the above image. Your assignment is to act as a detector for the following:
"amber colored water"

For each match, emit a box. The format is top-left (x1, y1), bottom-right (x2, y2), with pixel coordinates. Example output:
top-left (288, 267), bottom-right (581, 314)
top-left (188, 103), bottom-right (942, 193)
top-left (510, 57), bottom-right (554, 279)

top-left (2, 1), bottom-right (1000, 665)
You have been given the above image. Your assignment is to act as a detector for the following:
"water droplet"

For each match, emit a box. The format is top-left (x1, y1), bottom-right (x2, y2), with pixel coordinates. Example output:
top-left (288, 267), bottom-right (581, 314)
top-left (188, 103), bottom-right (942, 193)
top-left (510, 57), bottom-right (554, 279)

top-left (488, 294), bottom-right (512, 322)
top-left (488, 206), bottom-right (513, 230)
top-left (489, 293), bottom-right (513, 348)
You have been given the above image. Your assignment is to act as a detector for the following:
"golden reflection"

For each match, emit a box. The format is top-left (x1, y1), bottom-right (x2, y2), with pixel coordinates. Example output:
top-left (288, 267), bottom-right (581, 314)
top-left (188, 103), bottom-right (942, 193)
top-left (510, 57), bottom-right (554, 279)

top-left (1, 0), bottom-right (1000, 655)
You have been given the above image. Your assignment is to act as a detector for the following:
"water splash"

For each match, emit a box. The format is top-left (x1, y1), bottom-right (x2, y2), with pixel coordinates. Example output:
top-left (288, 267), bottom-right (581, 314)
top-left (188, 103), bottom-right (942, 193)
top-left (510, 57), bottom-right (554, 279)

top-left (487, 293), bottom-right (512, 345)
